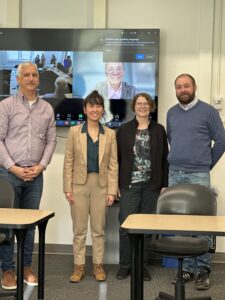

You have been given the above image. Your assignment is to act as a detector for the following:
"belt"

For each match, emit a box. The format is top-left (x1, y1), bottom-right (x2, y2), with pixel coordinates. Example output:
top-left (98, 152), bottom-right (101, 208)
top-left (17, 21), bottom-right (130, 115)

top-left (15, 164), bottom-right (33, 168)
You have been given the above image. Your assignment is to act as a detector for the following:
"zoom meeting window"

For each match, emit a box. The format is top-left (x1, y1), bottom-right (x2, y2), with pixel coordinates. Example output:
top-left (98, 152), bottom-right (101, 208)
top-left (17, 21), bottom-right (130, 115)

top-left (0, 29), bottom-right (159, 128)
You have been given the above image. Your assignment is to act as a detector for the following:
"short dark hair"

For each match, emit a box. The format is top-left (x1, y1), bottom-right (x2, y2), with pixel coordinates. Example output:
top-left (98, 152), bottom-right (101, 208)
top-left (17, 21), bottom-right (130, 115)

top-left (131, 92), bottom-right (156, 112)
top-left (174, 74), bottom-right (196, 86)
top-left (83, 90), bottom-right (105, 109)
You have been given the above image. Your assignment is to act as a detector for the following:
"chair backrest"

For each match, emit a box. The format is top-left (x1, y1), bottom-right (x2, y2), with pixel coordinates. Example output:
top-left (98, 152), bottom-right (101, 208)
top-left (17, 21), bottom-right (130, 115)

top-left (157, 184), bottom-right (217, 216)
top-left (0, 176), bottom-right (14, 209)
top-left (0, 176), bottom-right (15, 244)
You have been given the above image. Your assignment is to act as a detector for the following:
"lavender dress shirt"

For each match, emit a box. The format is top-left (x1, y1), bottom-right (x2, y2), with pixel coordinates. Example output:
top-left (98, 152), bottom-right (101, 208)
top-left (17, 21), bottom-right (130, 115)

top-left (0, 92), bottom-right (57, 170)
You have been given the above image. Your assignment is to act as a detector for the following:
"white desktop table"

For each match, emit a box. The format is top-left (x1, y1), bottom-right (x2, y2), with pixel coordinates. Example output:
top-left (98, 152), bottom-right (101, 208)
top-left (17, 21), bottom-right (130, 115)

top-left (122, 214), bottom-right (225, 300)
top-left (0, 208), bottom-right (55, 300)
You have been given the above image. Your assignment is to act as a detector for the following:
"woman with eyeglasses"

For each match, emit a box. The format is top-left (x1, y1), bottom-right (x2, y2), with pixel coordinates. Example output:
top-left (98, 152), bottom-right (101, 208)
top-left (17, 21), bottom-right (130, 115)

top-left (116, 92), bottom-right (168, 281)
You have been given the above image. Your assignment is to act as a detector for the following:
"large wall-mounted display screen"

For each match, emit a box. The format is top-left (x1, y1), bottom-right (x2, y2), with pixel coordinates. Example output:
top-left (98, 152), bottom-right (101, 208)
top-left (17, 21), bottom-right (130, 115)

top-left (0, 28), bottom-right (159, 127)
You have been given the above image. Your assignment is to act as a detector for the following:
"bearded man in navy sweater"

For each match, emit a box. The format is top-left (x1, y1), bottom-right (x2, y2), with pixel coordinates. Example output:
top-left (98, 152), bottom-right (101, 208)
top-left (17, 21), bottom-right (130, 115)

top-left (167, 73), bottom-right (225, 291)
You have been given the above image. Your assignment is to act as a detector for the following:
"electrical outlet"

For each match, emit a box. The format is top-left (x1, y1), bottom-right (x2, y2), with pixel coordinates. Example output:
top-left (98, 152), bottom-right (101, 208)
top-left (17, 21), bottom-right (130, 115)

top-left (213, 97), bottom-right (223, 110)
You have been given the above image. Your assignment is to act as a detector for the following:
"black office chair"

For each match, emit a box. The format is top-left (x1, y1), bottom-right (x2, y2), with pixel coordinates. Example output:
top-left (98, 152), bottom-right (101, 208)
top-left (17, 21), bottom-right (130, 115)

top-left (149, 183), bottom-right (216, 300)
top-left (0, 234), bottom-right (6, 245)
top-left (0, 176), bottom-right (15, 245)
top-left (0, 176), bottom-right (14, 207)
top-left (0, 176), bottom-right (16, 298)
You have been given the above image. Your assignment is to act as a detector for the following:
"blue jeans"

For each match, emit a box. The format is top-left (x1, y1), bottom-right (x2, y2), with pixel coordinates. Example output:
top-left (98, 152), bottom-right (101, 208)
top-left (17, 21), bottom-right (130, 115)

top-left (0, 168), bottom-right (43, 271)
top-left (119, 181), bottom-right (160, 269)
top-left (169, 170), bottom-right (212, 274)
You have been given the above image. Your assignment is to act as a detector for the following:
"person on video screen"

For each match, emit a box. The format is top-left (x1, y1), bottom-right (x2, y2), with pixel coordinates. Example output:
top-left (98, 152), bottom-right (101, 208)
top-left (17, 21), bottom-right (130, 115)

top-left (63, 55), bottom-right (72, 74)
top-left (42, 76), bottom-right (70, 111)
top-left (34, 54), bottom-right (41, 67)
top-left (50, 54), bottom-right (57, 67)
top-left (96, 62), bottom-right (139, 122)
top-left (40, 53), bottom-right (46, 67)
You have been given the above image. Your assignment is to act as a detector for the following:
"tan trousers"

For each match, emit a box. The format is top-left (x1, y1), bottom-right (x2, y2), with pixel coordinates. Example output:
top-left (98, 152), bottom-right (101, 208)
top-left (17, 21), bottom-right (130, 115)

top-left (71, 173), bottom-right (108, 265)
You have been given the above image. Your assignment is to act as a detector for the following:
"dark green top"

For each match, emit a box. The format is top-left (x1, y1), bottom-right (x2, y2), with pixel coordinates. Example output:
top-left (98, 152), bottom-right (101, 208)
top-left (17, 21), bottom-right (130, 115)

top-left (81, 122), bottom-right (105, 173)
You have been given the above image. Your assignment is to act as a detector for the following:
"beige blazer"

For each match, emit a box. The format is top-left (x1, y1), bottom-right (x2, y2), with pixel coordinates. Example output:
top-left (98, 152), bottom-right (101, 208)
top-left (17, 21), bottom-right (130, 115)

top-left (63, 123), bottom-right (118, 195)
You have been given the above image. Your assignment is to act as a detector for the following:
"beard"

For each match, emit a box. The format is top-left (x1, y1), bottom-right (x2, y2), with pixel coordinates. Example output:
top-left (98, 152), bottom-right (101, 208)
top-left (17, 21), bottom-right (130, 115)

top-left (177, 90), bottom-right (195, 105)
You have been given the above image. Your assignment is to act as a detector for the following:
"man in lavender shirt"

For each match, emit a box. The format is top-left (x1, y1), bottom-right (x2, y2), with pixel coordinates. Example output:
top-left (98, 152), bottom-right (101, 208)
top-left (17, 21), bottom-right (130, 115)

top-left (0, 62), bottom-right (56, 290)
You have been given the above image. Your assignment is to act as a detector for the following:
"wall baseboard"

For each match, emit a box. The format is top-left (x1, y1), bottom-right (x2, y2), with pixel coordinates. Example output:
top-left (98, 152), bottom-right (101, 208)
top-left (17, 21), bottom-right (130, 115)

top-left (34, 243), bottom-right (225, 264)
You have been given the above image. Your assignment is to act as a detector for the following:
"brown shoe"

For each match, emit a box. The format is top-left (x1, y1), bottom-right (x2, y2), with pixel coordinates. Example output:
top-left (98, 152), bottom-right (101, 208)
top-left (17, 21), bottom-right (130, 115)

top-left (93, 264), bottom-right (106, 281)
top-left (1, 270), bottom-right (17, 290)
top-left (70, 265), bottom-right (85, 283)
top-left (24, 267), bottom-right (38, 286)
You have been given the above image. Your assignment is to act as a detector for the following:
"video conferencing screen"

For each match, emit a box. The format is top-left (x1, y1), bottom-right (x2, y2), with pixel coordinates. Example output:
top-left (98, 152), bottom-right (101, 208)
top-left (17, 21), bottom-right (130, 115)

top-left (0, 28), bottom-right (159, 127)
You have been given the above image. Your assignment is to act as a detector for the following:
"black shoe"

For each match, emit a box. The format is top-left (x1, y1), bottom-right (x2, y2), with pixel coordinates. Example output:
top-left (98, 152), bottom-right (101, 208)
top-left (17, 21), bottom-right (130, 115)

top-left (143, 268), bottom-right (152, 281)
top-left (116, 268), bottom-right (130, 280)
top-left (172, 271), bottom-right (194, 284)
top-left (195, 270), bottom-right (210, 290)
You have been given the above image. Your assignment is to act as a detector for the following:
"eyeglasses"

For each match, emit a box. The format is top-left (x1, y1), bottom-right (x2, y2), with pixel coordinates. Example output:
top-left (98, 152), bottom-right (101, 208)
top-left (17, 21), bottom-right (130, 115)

top-left (106, 67), bottom-right (123, 75)
top-left (135, 102), bottom-right (150, 107)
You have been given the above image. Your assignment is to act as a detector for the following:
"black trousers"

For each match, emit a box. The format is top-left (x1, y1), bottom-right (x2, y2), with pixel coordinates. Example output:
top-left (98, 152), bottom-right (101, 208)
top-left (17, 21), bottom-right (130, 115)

top-left (118, 181), bottom-right (160, 269)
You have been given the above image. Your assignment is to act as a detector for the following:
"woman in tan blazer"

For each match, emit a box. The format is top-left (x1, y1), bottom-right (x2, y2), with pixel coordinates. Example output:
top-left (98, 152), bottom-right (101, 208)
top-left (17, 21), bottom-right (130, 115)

top-left (63, 90), bottom-right (118, 283)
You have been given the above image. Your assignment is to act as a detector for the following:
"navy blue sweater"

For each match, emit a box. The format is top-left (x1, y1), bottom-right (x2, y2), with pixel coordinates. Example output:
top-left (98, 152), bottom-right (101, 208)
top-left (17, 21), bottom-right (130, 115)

top-left (167, 100), bottom-right (225, 172)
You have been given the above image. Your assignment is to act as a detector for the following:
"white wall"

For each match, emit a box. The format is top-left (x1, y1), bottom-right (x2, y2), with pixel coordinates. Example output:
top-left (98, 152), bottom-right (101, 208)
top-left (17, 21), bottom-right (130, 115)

top-left (0, 0), bottom-right (19, 27)
top-left (0, 0), bottom-right (7, 26)
top-left (107, 0), bottom-right (215, 122)
top-left (1, 0), bottom-right (225, 254)
top-left (22, 0), bottom-right (93, 28)
top-left (211, 0), bottom-right (225, 252)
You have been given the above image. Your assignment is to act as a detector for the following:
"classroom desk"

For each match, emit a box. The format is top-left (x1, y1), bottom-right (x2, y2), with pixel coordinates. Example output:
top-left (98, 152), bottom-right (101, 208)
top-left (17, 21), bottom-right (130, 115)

top-left (0, 208), bottom-right (55, 300)
top-left (122, 214), bottom-right (225, 300)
